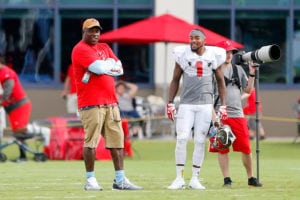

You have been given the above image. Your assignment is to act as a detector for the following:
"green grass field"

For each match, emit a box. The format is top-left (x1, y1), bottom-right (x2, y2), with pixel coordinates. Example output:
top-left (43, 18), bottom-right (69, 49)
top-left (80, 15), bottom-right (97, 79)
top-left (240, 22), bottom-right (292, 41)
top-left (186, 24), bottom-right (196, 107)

top-left (0, 139), bottom-right (299, 200)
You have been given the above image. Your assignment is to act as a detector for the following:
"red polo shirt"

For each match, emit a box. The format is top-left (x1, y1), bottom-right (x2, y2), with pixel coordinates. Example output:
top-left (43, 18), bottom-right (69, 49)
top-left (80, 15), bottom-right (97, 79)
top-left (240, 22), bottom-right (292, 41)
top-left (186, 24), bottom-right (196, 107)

top-left (71, 41), bottom-right (119, 108)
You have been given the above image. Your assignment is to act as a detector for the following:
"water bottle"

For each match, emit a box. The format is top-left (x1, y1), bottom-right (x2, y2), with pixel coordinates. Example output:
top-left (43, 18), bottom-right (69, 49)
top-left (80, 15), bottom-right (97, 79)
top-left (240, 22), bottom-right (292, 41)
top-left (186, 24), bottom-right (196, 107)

top-left (82, 71), bottom-right (90, 83)
top-left (209, 126), bottom-right (217, 137)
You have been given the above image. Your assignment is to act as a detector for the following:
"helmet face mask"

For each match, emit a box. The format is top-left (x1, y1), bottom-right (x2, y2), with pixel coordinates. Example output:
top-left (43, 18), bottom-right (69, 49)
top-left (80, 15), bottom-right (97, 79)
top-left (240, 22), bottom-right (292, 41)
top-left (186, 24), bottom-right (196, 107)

top-left (210, 125), bottom-right (236, 150)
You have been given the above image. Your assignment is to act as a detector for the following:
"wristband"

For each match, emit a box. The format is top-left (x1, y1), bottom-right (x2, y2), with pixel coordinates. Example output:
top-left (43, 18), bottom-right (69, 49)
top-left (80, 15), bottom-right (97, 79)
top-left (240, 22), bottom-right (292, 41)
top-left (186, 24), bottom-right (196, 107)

top-left (249, 74), bottom-right (255, 77)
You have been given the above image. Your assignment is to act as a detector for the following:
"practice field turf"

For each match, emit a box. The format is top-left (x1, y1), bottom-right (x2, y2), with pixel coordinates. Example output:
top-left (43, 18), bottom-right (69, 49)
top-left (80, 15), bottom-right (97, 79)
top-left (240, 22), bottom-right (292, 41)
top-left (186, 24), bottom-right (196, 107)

top-left (0, 139), bottom-right (299, 200)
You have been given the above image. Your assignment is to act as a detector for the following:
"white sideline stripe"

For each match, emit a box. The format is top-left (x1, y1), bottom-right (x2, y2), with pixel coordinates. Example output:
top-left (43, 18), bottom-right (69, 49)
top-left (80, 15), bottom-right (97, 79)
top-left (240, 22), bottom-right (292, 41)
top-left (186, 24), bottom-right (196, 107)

top-left (34, 196), bottom-right (96, 199)
top-left (232, 194), bottom-right (250, 197)
top-left (2, 182), bottom-right (81, 186)
top-left (289, 167), bottom-right (300, 170)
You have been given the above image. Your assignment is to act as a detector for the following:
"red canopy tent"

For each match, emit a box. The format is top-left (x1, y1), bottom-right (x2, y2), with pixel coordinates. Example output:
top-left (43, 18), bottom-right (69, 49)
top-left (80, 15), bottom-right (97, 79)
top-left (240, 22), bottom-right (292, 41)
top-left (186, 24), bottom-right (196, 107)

top-left (100, 13), bottom-right (243, 48)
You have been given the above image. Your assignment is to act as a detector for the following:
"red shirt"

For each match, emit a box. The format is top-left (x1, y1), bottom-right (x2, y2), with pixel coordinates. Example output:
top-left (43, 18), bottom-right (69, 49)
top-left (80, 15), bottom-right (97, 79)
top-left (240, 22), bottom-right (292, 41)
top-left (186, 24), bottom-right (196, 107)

top-left (67, 64), bottom-right (77, 94)
top-left (243, 89), bottom-right (262, 115)
top-left (0, 65), bottom-right (27, 107)
top-left (71, 41), bottom-right (119, 108)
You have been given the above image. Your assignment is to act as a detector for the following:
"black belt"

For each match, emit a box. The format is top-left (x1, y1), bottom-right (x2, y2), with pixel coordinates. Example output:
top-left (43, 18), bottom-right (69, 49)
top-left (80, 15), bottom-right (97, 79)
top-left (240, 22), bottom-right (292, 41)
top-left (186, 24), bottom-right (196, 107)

top-left (79, 103), bottom-right (118, 111)
top-left (4, 97), bottom-right (30, 114)
top-left (79, 105), bottom-right (98, 111)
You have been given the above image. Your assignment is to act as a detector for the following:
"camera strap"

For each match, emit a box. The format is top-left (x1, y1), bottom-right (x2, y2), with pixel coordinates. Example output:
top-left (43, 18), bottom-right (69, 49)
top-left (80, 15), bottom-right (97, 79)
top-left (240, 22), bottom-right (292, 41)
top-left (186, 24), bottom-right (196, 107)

top-left (224, 65), bottom-right (241, 90)
top-left (213, 65), bottom-right (241, 108)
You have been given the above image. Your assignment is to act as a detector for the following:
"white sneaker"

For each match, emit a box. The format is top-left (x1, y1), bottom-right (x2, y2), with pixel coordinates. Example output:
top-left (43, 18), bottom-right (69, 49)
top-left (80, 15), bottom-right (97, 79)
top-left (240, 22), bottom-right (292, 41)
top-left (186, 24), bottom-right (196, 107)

top-left (84, 177), bottom-right (103, 191)
top-left (189, 177), bottom-right (206, 190)
top-left (112, 178), bottom-right (143, 190)
top-left (27, 123), bottom-right (51, 146)
top-left (40, 127), bottom-right (51, 146)
top-left (167, 177), bottom-right (185, 190)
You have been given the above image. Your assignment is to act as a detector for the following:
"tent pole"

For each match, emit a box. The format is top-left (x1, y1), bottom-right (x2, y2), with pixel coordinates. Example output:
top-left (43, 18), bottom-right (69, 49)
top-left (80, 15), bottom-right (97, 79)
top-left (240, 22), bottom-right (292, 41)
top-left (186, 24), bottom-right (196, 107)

top-left (254, 65), bottom-right (260, 183)
top-left (163, 42), bottom-right (168, 102)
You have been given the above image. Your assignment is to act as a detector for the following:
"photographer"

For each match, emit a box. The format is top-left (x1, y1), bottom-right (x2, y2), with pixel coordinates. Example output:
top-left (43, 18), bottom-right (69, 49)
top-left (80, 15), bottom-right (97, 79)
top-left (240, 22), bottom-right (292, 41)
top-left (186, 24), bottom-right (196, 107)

top-left (209, 40), bottom-right (262, 187)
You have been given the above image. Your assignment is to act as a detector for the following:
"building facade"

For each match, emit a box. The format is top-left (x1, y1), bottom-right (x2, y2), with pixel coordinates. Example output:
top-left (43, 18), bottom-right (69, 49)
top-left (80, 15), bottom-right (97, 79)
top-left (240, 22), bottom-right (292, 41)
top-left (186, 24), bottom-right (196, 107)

top-left (0, 0), bottom-right (298, 137)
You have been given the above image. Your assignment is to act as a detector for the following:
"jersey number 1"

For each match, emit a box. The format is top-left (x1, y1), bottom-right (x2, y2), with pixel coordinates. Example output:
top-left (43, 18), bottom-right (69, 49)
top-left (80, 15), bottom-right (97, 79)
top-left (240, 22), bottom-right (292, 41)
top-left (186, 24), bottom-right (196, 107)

top-left (196, 61), bottom-right (203, 77)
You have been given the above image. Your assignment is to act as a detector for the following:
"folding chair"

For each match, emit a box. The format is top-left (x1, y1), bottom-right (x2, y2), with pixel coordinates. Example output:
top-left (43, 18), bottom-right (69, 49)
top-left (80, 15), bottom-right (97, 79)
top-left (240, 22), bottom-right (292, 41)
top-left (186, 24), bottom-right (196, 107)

top-left (0, 132), bottom-right (47, 162)
top-left (143, 95), bottom-right (176, 138)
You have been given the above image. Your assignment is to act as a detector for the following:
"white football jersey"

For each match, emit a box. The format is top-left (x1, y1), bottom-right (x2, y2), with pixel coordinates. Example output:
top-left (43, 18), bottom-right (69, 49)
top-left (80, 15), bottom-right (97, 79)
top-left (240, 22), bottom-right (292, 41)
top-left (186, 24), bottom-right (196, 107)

top-left (172, 45), bottom-right (226, 105)
top-left (173, 45), bottom-right (225, 77)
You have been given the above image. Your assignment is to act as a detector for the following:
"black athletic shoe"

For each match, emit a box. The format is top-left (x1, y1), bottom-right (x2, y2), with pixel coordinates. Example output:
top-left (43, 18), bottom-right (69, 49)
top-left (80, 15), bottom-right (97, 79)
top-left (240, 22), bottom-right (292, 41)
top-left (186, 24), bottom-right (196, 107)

top-left (11, 157), bottom-right (28, 163)
top-left (223, 177), bottom-right (232, 187)
top-left (248, 177), bottom-right (263, 187)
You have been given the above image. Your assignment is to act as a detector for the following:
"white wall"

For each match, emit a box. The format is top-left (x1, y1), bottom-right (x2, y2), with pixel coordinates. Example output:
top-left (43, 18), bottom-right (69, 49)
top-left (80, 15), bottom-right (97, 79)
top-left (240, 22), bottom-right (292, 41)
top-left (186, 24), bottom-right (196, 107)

top-left (154, 0), bottom-right (194, 100)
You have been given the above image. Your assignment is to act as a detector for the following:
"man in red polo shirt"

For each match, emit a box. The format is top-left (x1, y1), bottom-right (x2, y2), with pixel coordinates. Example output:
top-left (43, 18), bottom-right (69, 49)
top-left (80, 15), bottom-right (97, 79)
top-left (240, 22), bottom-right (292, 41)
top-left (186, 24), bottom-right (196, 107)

top-left (71, 18), bottom-right (142, 191)
top-left (0, 54), bottom-right (50, 162)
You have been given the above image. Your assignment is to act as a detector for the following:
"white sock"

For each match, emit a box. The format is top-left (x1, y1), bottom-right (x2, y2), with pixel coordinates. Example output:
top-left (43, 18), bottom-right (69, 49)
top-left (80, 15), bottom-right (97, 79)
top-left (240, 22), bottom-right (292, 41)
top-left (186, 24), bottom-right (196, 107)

top-left (192, 166), bottom-right (200, 178)
top-left (176, 165), bottom-right (184, 178)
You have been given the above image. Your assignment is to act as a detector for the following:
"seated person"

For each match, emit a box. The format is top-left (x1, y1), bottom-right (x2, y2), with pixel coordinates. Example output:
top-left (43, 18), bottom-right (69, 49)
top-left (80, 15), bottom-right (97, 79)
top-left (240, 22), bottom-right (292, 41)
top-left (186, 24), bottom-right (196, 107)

top-left (0, 54), bottom-right (50, 162)
top-left (115, 81), bottom-right (141, 137)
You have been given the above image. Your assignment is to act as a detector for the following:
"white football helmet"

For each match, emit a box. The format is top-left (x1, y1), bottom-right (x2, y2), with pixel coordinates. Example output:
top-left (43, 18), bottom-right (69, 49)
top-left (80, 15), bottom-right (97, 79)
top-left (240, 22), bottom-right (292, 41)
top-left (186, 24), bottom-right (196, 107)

top-left (209, 124), bottom-right (236, 150)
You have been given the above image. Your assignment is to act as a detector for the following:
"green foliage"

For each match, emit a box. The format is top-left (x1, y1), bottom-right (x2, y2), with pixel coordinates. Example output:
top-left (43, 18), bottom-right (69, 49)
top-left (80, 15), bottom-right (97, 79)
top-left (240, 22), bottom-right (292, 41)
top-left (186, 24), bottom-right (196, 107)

top-left (0, 140), bottom-right (299, 200)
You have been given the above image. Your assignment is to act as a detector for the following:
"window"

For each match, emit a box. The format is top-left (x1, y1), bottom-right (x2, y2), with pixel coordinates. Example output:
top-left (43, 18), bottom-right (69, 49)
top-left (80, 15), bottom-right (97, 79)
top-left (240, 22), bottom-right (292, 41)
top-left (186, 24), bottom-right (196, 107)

top-left (236, 11), bottom-right (287, 84)
top-left (0, 8), bottom-right (54, 84)
top-left (118, 44), bottom-right (151, 84)
top-left (60, 10), bottom-right (114, 82)
top-left (196, 0), bottom-right (230, 6)
top-left (118, 0), bottom-right (152, 5)
top-left (116, 10), bottom-right (153, 85)
top-left (60, 10), bottom-right (153, 86)
top-left (0, 1), bottom-right (154, 88)
top-left (1, 0), bottom-right (50, 5)
top-left (293, 12), bottom-right (300, 83)
top-left (58, 0), bottom-right (112, 5)
top-left (233, 0), bottom-right (289, 6)
top-left (197, 10), bottom-right (231, 39)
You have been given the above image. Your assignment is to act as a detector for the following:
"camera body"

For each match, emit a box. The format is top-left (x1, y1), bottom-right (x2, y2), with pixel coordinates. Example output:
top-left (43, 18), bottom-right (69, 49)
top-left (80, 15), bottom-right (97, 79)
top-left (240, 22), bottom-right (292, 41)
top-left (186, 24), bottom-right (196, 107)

top-left (234, 44), bottom-right (281, 65)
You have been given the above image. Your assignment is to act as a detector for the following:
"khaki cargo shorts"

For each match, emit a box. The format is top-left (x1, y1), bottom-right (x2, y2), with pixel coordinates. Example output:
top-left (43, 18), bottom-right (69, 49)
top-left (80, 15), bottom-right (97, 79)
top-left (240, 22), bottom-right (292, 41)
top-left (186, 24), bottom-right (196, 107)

top-left (79, 105), bottom-right (124, 149)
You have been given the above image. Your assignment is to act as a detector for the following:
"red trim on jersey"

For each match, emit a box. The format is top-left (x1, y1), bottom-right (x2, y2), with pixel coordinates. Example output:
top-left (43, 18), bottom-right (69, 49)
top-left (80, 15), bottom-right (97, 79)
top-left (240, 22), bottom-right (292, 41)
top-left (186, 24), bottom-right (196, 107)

top-left (196, 61), bottom-right (203, 77)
